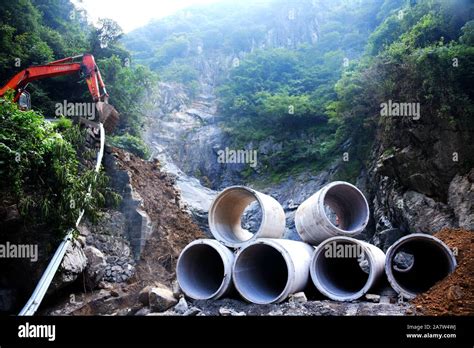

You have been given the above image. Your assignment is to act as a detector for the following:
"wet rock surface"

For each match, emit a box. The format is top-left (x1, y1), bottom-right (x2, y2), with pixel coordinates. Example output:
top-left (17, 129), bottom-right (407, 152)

top-left (366, 110), bottom-right (474, 244)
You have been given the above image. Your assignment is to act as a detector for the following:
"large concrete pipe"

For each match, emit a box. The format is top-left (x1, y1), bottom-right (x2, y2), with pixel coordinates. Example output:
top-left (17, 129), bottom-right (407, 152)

top-left (310, 236), bottom-right (386, 301)
top-left (208, 186), bottom-right (286, 248)
top-left (295, 181), bottom-right (370, 245)
top-left (232, 239), bottom-right (314, 304)
top-left (177, 239), bottom-right (234, 300)
top-left (385, 234), bottom-right (457, 299)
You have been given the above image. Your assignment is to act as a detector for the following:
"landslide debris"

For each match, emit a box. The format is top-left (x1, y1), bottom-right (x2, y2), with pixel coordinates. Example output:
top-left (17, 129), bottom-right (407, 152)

top-left (44, 147), bottom-right (204, 315)
top-left (111, 147), bottom-right (205, 287)
top-left (412, 228), bottom-right (473, 316)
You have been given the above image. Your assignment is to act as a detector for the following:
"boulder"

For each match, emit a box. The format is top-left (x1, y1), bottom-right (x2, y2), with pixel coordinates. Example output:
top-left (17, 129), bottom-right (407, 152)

top-left (84, 246), bottom-right (107, 289)
top-left (49, 241), bottom-right (87, 293)
top-left (138, 285), bottom-right (154, 306)
top-left (134, 307), bottom-right (151, 316)
top-left (365, 294), bottom-right (381, 303)
top-left (148, 287), bottom-right (177, 312)
top-left (289, 292), bottom-right (307, 304)
top-left (174, 297), bottom-right (189, 314)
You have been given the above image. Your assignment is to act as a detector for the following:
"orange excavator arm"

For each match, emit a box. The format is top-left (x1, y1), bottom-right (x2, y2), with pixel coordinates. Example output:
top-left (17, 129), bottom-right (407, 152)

top-left (0, 54), bottom-right (107, 102)
top-left (0, 53), bottom-right (118, 132)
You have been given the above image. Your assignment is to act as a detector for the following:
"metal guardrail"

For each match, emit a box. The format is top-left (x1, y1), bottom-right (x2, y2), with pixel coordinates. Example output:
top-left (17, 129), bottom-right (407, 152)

top-left (19, 123), bottom-right (105, 316)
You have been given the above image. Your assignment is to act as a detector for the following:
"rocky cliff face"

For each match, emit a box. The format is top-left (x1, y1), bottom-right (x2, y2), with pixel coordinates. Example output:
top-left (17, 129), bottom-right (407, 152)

top-left (141, 0), bottom-right (322, 188)
top-left (145, 82), bottom-right (356, 241)
top-left (365, 114), bottom-right (474, 243)
top-left (144, 3), bottom-right (320, 188)
top-left (141, 2), bottom-right (473, 247)
top-left (145, 73), bottom-right (473, 247)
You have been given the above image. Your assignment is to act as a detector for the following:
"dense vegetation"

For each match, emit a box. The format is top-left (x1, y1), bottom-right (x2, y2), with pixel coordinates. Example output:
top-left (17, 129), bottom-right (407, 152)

top-left (0, 0), bottom-right (156, 156)
top-left (126, 0), bottom-right (474, 182)
top-left (331, 0), bottom-right (474, 180)
top-left (124, 0), bottom-right (352, 94)
top-left (220, 0), bottom-right (474, 181)
top-left (124, 0), bottom-right (395, 178)
top-left (0, 94), bottom-right (117, 235)
top-left (0, 0), bottom-right (153, 236)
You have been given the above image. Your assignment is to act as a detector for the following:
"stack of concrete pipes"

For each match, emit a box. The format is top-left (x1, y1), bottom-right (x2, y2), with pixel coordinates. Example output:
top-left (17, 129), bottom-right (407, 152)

top-left (177, 182), bottom-right (457, 304)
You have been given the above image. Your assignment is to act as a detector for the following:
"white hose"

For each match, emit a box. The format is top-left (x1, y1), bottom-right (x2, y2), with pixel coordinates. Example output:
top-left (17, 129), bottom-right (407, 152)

top-left (19, 123), bottom-right (105, 316)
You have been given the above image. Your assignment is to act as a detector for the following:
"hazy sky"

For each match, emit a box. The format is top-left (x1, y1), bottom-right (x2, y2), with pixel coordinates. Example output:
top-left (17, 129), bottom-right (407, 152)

top-left (73, 0), bottom-right (223, 33)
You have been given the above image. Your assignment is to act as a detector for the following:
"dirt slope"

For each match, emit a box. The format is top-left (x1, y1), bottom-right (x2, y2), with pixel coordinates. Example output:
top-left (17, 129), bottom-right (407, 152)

top-left (112, 148), bottom-right (205, 287)
top-left (412, 228), bottom-right (473, 316)
top-left (44, 148), bottom-right (204, 315)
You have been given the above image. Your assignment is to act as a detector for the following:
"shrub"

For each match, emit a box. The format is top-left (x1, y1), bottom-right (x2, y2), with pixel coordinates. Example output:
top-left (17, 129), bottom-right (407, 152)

top-left (108, 133), bottom-right (150, 159)
top-left (0, 94), bottom-right (114, 235)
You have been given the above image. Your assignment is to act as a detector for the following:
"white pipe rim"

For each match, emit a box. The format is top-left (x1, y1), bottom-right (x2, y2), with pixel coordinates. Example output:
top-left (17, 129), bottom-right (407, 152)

top-left (310, 236), bottom-right (376, 301)
top-left (318, 182), bottom-right (370, 236)
top-left (385, 233), bottom-right (457, 299)
top-left (232, 239), bottom-right (295, 304)
top-left (208, 185), bottom-right (267, 248)
top-left (177, 239), bottom-right (232, 300)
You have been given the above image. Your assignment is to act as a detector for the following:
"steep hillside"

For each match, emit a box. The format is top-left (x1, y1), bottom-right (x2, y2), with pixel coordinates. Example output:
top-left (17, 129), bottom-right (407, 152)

top-left (125, 0), bottom-right (473, 243)
top-left (124, 0), bottom-right (390, 186)
top-left (42, 147), bottom-right (205, 316)
top-left (0, 0), bottom-right (155, 313)
top-left (1, 0), bottom-right (472, 319)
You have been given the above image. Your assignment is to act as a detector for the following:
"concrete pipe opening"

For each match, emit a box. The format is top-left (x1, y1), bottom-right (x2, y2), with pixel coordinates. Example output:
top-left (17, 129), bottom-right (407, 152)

top-left (385, 234), bottom-right (457, 299)
top-left (177, 239), bottom-right (234, 300)
top-left (233, 239), bottom-right (314, 304)
top-left (310, 237), bottom-right (386, 301)
top-left (209, 186), bottom-right (285, 248)
top-left (296, 182), bottom-right (370, 245)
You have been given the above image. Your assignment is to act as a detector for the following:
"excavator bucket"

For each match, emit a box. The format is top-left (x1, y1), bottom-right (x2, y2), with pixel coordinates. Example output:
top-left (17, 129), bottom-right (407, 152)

top-left (96, 102), bottom-right (119, 133)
